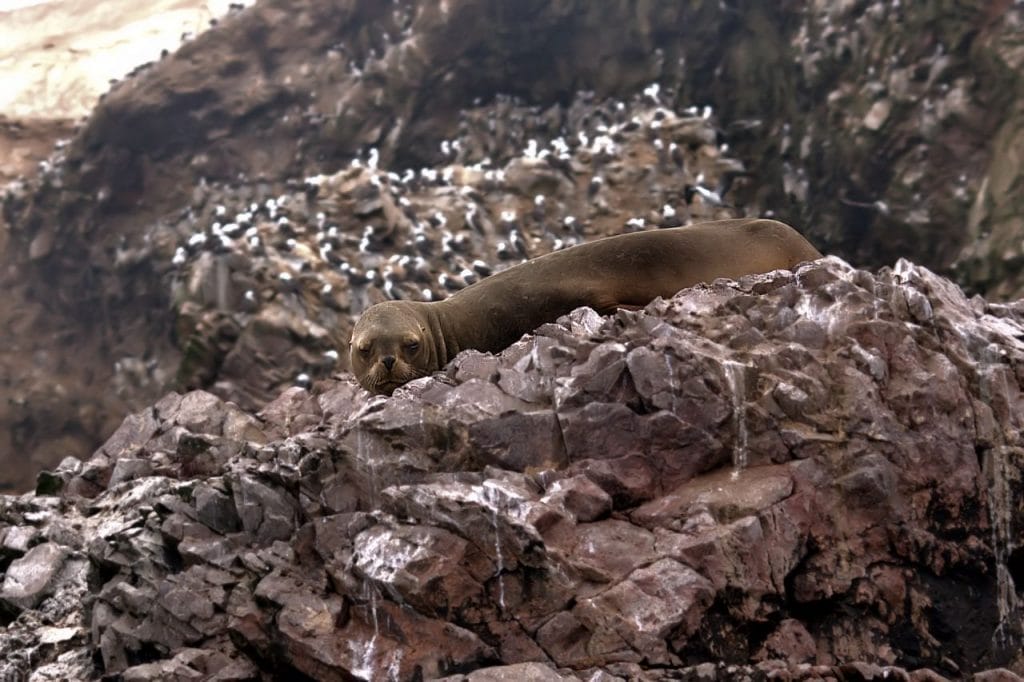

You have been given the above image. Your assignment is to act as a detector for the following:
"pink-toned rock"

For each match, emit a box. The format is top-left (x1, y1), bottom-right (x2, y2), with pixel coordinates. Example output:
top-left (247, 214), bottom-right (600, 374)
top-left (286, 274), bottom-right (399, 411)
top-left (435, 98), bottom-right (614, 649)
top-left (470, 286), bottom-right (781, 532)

top-left (575, 558), bottom-right (714, 663)
top-left (352, 523), bottom-right (483, 616)
top-left (541, 475), bottom-right (613, 523)
top-left (972, 670), bottom-right (1024, 682)
top-left (755, 619), bottom-right (817, 665)
top-left (258, 386), bottom-right (323, 438)
top-left (12, 254), bottom-right (1024, 680)
top-left (631, 465), bottom-right (794, 527)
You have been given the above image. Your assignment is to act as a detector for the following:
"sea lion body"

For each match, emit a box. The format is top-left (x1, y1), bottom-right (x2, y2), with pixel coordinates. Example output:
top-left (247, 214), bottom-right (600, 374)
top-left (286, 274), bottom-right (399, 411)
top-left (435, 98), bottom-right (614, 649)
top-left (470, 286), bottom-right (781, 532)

top-left (350, 218), bottom-right (821, 394)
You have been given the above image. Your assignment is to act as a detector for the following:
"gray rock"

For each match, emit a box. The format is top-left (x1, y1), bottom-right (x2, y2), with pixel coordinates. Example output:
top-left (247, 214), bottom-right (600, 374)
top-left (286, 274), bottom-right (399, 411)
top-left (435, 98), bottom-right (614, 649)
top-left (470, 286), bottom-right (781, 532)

top-left (193, 483), bottom-right (241, 535)
top-left (1, 524), bottom-right (39, 555)
top-left (107, 458), bottom-right (155, 486)
top-left (0, 542), bottom-right (68, 611)
top-left (436, 662), bottom-right (577, 681)
top-left (230, 473), bottom-right (298, 543)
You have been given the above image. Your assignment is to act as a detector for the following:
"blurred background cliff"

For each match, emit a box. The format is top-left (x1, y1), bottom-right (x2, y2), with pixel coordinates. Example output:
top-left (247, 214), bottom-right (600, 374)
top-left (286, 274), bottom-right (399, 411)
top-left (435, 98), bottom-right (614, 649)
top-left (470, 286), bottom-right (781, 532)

top-left (1, 0), bottom-right (1022, 492)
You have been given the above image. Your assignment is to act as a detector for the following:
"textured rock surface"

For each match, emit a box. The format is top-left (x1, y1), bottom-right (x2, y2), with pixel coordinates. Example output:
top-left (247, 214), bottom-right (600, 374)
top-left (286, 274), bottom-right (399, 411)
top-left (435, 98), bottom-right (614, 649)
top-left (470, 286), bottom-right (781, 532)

top-left (1, 258), bottom-right (1022, 680)
top-left (2, 3), bottom-right (1024, 676)
top-left (2, 0), bottom-right (1024, 492)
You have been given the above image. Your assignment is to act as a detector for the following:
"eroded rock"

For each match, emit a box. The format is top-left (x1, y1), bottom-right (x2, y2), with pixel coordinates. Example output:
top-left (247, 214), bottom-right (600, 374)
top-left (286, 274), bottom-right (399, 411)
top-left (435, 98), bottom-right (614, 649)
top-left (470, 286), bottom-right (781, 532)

top-left (0, 257), bottom-right (1020, 679)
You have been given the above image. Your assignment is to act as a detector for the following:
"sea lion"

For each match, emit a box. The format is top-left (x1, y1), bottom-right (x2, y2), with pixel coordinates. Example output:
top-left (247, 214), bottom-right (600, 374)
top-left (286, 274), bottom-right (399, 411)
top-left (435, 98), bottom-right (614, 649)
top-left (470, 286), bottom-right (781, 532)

top-left (350, 218), bottom-right (821, 394)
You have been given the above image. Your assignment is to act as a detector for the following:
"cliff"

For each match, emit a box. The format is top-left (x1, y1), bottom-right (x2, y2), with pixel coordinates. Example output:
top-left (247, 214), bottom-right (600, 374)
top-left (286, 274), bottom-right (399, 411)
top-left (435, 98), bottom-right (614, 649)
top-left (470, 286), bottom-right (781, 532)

top-left (1, 0), bottom-right (1023, 492)
top-left (1, 1), bottom-right (1024, 679)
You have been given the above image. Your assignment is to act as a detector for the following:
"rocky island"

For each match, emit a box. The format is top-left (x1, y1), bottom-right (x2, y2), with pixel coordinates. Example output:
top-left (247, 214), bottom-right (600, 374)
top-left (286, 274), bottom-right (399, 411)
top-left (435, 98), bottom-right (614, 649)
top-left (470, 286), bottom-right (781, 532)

top-left (1, 1), bottom-right (1023, 679)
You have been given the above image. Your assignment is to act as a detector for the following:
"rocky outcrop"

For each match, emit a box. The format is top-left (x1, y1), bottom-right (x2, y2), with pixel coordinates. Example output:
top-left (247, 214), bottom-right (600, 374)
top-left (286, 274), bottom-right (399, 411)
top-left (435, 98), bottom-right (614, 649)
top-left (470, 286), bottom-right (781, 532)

top-left (2, 257), bottom-right (1022, 680)
top-left (3, 0), bottom-right (1024, 492)
top-left (11, 0), bottom-right (1021, 278)
top-left (0, 75), bottom-right (754, 490)
top-left (2, 2), bottom-right (1023, 676)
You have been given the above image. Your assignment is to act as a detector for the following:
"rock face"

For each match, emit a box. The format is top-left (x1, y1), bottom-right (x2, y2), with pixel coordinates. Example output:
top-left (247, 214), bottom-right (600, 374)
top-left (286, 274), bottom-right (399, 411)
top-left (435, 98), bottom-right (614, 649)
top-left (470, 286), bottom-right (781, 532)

top-left (2, 2), bottom-right (1024, 675)
top-left (0, 0), bottom-right (238, 188)
top-left (1, 258), bottom-right (1022, 680)
top-left (2, 0), bottom-right (1024, 493)
top-left (0, 54), bottom-right (759, 490)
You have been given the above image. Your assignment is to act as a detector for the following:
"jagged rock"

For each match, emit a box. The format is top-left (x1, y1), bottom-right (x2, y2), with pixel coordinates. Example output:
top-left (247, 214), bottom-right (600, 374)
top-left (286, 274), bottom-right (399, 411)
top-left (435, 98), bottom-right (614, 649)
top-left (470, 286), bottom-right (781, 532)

top-left (4, 0), bottom-right (1023, 497)
top-left (0, 257), bottom-right (1021, 679)
top-left (0, 542), bottom-right (69, 611)
top-left (230, 473), bottom-right (299, 543)
top-left (120, 647), bottom-right (258, 682)
top-left (574, 558), bottom-right (715, 663)
top-left (540, 476), bottom-right (612, 524)
top-left (1, 523), bottom-right (39, 555)
top-left (436, 662), bottom-right (577, 681)
top-left (1, 0), bottom-right (1024, 679)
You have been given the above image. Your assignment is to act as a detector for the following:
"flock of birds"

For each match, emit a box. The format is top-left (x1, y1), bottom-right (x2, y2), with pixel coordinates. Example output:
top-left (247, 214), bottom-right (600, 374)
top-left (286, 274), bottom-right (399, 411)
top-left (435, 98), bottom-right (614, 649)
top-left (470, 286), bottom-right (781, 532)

top-left (167, 86), bottom-right (763, 386)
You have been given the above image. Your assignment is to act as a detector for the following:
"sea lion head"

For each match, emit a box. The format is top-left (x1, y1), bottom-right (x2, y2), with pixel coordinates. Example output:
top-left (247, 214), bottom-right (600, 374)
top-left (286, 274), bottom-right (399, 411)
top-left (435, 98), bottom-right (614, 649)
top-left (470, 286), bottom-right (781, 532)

top-left (350, 301), bottom-right (434, 395)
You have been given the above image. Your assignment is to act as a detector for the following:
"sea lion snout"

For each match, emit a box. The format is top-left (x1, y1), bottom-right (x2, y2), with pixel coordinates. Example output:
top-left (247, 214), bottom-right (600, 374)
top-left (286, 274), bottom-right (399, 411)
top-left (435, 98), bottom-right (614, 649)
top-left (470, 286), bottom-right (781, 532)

top-left (382, 355), bottom-right (396, 370)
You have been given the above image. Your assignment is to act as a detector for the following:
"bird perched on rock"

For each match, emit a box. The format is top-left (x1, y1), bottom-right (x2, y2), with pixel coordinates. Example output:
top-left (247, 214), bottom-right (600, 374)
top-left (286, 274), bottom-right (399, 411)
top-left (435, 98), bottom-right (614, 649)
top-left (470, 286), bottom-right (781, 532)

top-left (471, 259), bottom-right (492, 278)
top-left (532, 194), bottom-right (546, 224)
top-left (659, 204), bottom-right (683, 228)
top-left (508, 229), bottom-right (529, 259)
top-left (499, 209), bottom-right (519, 235)
top-left (439, 272), bottom-right (466, 291)
top-left (684, 171), bottom-right (752, 208)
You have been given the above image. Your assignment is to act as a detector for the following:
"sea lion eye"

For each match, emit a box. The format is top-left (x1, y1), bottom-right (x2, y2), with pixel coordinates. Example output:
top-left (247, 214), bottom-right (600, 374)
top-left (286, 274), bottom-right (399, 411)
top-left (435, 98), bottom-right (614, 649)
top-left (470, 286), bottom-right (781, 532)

top-left (404, 340), bottom-right (420, 353)
top-left (357, 344), bottom-right (371, 356)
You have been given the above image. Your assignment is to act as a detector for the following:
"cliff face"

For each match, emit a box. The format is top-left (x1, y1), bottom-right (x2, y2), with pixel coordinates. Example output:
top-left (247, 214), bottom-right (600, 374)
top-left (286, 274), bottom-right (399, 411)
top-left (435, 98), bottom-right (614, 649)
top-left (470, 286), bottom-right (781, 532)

top-left (1, 2), bottom-right (1024, 677)
top-left (2, 258), bottom-right (1022, 680)
top-left (2, 0), bottom-right (1023, 492)
top-left (3, 0), bottom-right (1024, 495)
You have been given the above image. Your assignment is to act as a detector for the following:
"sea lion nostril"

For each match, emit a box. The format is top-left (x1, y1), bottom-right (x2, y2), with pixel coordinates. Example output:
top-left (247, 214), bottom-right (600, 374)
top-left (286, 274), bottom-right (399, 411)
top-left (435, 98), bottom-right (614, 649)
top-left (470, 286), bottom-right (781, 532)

top-left (382, 355), bottom-right (396, 370)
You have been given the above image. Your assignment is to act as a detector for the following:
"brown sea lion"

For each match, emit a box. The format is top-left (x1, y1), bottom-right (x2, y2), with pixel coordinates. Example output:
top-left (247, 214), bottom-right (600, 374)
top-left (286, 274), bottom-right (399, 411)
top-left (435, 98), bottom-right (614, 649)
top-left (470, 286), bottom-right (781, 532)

top-left (350, 218), bottom-right (821, 394)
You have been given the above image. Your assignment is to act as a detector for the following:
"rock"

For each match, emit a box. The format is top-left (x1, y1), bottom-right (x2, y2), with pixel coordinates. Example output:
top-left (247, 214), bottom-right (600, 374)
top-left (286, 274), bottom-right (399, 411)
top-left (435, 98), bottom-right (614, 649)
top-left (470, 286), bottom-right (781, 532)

top-left (230, 473), bottom-right (298, 543)
top-left (0, 257), bottom-right (1022, 679)
top-left (352, 523), bottom-right (484, 616)
top-left (574, 558), bottom-right (715, 663)
top-left (100, 410), bottom-right (162, 459)
top-left (1, 0), bottom-right (1022, 504)
top-left (107, 457), bottom-right (154, 486)
top-left (0, 542), bottom-right (68, 611)
top-left (120, 647), bottom-right (258, 681)
top-left (540, 475), bottom-right (612, 523)
top-left (755, 618), bottom-right (817, 665)
top-left (973, 670), bottom-right (1024, 682)
top-left (1, 0), bottom-right (1024, 679)
top-left (192, 483), bottom-right (241, 535)
top-left (468, 410), bottom-right (567, 471)
top-left (436, 662), bottom-right (576, 681)
top-left (1, 524), bottom-right (39, 555)
top-left (864, 98), bottom-right (893, 130)
top-left (631, 465), bottom-right (794, 527)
